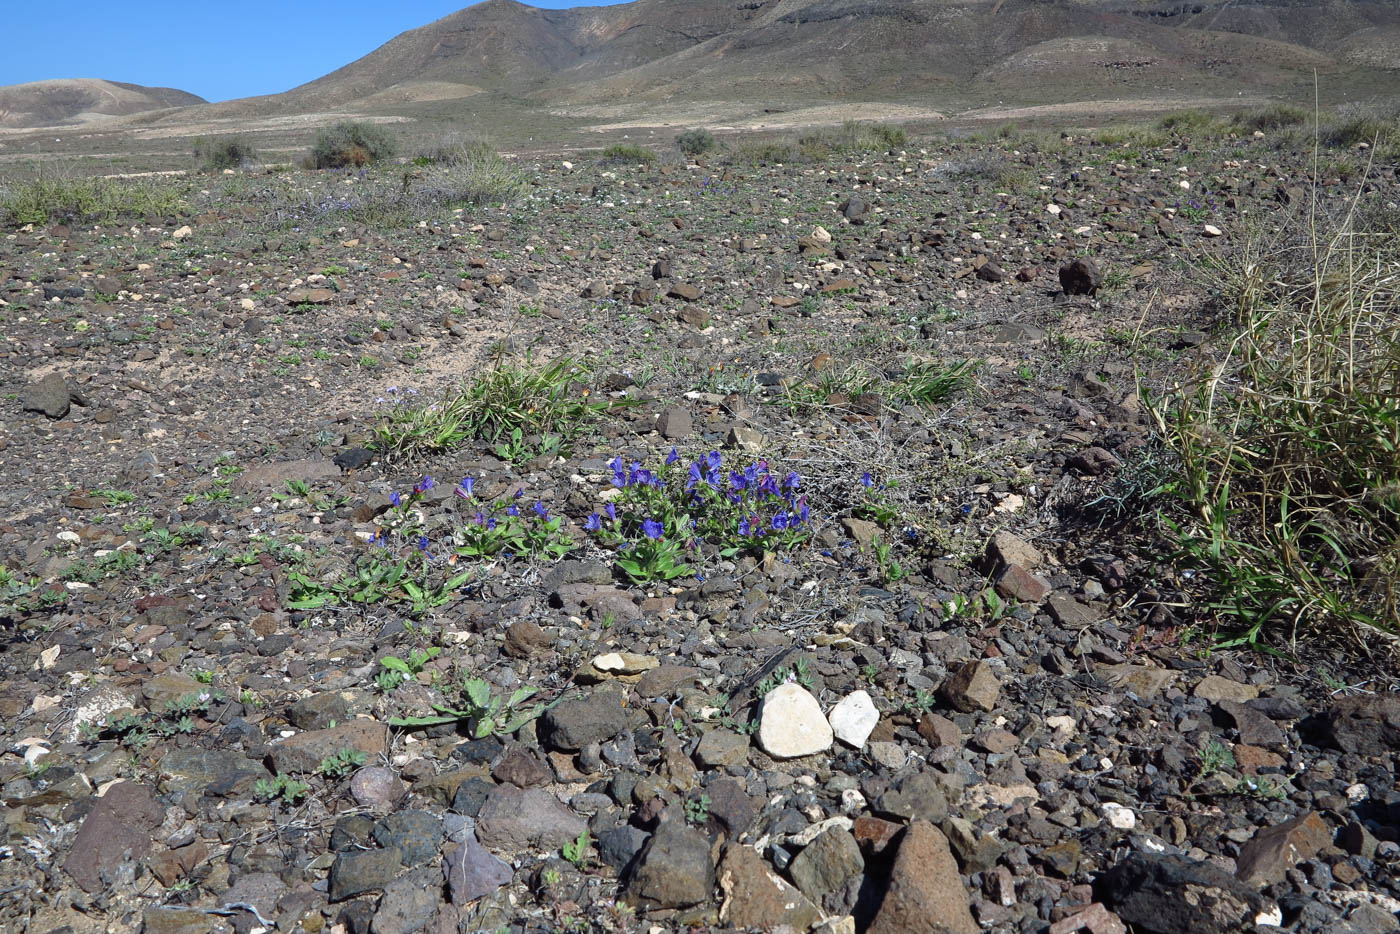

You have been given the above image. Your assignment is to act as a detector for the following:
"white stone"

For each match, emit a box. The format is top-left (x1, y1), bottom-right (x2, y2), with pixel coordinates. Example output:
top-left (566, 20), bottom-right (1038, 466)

top-left (810, 226), bottom-right (832, 244)
top-left (239, 298), bottom-right (256, 311)
top-left (1178, 179), bottom-right (1191, 189)
top-left (1045, 203), bottom-right (1062, 215)
top-left (758, 683), bottom-right (833, 759)
top-left (1203, 224), bottom-right (1224, 237)
top-left (1102, 803), bottom-right (1136, 830)
top-left (172, 225), bottom-right (192, 240)
top-left (827, 690), bottom-right (880, 748)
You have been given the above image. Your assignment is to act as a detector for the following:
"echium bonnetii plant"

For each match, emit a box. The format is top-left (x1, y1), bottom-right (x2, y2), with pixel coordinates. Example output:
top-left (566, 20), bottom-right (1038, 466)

top-left (583, 449), bottom-right (813, 583)
top-left (287, 474), bottom-right (572, 615)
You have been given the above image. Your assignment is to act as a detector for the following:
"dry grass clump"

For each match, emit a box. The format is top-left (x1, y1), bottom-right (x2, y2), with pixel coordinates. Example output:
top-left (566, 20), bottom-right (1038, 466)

top-left (1155, 183), bottom-right (1400, 652)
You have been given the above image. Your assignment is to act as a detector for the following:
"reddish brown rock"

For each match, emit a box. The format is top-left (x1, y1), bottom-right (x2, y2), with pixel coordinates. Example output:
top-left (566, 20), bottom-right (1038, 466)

top-left (867, 821), bottom-right (977, 934)
top-left (63, 782), bottom-right (165, 893)
top-left (1235, 811), bottom-right (1331, 886)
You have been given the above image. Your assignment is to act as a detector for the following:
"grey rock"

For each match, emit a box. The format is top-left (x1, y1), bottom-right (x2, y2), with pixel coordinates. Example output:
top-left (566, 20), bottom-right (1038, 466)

top-left (445, 835), bottom-right (512, 905)
top-left (1060, 258), bottom-right (1102, 295)
top-left (329, 846), bottom-right (403, 902)
top-left (140, 907), bottom-right (219, 934)
top-left (876, 770), bottom-right (949, 824)
top-left (475, 786), bottom-right (586, 851)
top-left (157, 747), bottom-right (269, 796)
top-left (539, 692), bottom-right (628, 751)
top-left (789, 826), bottom-right (864, 909)
top-left (374, 810), bottom-right (443, 868)
top-left (371, 868), bottom-right (441, 934)
top-left (694, 729), bottom-right (750, 767)
top-left (598, 825), bottom-right (650, 872)
top-left (656, 407), bottom-right (692, 440)
top-left (1300, 694), bottom-right (1400, 755)
top-left (22, 372), bottom-right (72, 419)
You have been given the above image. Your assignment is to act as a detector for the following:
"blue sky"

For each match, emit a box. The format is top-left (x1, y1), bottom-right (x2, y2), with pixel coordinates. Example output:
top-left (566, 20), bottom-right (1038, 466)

top-left (2, 1), bottom-right (630, 103)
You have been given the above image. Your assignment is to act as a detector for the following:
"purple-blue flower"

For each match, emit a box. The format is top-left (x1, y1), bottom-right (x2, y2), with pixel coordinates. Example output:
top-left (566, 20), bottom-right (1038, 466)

top-left (860, 472), bottom-right (874, 489)
top-left (738, 517), bottom-right (751, 536)
top-left (666, 447), bottom-right (680, 466)
top-left (417, 535), bottom-right (430, 551)
top-left (415, 476), bottom-right (435, 494)
top-left (506, 505), bottom-right (520, 517)
top-left (609, 456), bottom-right (625, 487)
top-left (533, 501), bottom-right (550, 519)
top-left (585, 513), bottom-right (602, 532)
top-left (642, 518), bottom-right (664, 540)
top-left (772, 512), bottom-right (789, 531)
top-left (456, 477), bottom-right (475, 498)
top-left (605, 502), bottom-right (617, 521)
top-left (390, 491), bottom-right (402, 508)
top-left (785, 472), bottom-right (800, 490)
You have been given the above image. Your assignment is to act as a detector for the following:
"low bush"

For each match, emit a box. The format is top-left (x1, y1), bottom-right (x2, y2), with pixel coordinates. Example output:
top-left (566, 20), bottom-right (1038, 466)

top-left (599, 143), bottom-right (657, 165)
top-left (725, 139), bottom-right (800, 165)
top-left (310, 121), bottom-right (398, 169)
top-left (194, 135), bottom-right (258, 171)
top-left (676, 128), bottom-right (718, 158)
top-left (1235, 104), bottom-right (1308, 132)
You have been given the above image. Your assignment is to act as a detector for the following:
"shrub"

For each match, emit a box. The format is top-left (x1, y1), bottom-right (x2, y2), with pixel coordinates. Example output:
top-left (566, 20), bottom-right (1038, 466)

top-left (0, 175), bottom-right (184, 226)
top-left (194, 136), bottom-right (258, 171)
top-left (1155, 197), bottom-right (1400, 649)
top-left (676, 128), bottom-right (717, 158)
top-left (412, 133), bottom-right (495, 166)
top-left (1157, 109), bottom-right (1223, 133)
top-left (310, 121), bottom-right (398, 169)
top-left (408, 144), bottom-right (524, 206)
top-left (725, 139), bottom-right (800, 165)
top-left (1235, 104), bottom-right (1308, 132)
top-left (599, 144), bottom-right (657, 165)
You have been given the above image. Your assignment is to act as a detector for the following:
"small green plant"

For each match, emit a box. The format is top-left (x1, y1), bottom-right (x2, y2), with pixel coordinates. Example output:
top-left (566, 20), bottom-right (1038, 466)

top-left (255, 772), bottom-right (310, 805)
top-left (871, 535), bottom-right (907, 584)
top-left (389, 676), bottom-right (543, 737)
top-left (92, 488), bottom-right (135, 506)
top-left (684, 794), bottom-right (711, 826)
top-left (1197, 737), bottom-right (1236, 778)
top-left (318, 748), bottom-right (369, 778)
top-left (0, 173), bottom-right (185, 226)
top-left (377, 646), bottom-right (441, 691)
top-left (561, 828), bottom-right (590, 866)
top-left (310, 121), bottom-right (397, 169)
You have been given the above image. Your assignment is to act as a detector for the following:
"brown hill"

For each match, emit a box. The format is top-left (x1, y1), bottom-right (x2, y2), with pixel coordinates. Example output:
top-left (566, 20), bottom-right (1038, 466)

top-left (0, 79), bottom-right (205, 128)
top-left (141, 0), bottom-right (1400, 132)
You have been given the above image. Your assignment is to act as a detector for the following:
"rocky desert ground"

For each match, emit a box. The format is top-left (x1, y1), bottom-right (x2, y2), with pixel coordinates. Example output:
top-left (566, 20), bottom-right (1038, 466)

top-left (0, 110), bottom-right (1397, 934)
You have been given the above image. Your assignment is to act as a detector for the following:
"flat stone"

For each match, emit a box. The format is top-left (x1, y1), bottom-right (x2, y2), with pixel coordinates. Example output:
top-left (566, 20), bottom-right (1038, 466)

top-left (598, 825), bottom-right (650, 873)
top-left (491, 747), bottom-right (551, 788)
top-left (444, 834), bottom-right (512, 905)
top-left (1193, 675), bottom-right (1259, 704)
top-left (757, 683), bottom-right (833, 759)
top-left (867, 821), bottom-right (977, 934)
top-left (157, 747), bottom-right (269, 796)
top-left (286, 287), bottom-right (335, 304)
top-left (1218, 699), bottom-right (1286, 748)
top-left (994, 563), bottom-right (1050, 603)
top-left (267, 720), bottom-right (388, 775)
top-left (63, 782), bottom-right (165, 893)
top-left (828, 690), bottom-right (880, 748)
top-left (372, 868), bottom-right (441, 934)
top-left (942, 817), bottom-right (1003, 873)
top-left (918, 713), bottom-right (963, 748)
top-left (985, 531), bottom-right (1042, 570)
top-left (695, 729), bottom-right (750, 768)
top-left (656, 407), bottom-right (693, 439)
top-left (329, 846), bottom-right (403, 902)
top-left (140, 908), bottom-right (218, 934)
top-left (1235, 811), bottom-right (1331, 887)
top-left (233, 458), bottom-right (340, 492)
top-left (349, 766), bottom-right (407, 809)
top-left (474, 785), bottom-right (586, 852)
top-left (718, 843), bottom-right (821, 931)
top-left (940, 661), bottom-right (1000, 713)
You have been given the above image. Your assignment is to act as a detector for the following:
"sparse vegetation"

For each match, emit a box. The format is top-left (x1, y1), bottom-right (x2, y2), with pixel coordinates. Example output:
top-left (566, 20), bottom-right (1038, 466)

top-left (599, 143), bottom-right (657, 165)
top-left (0, 174), bottom-right (184, 226)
